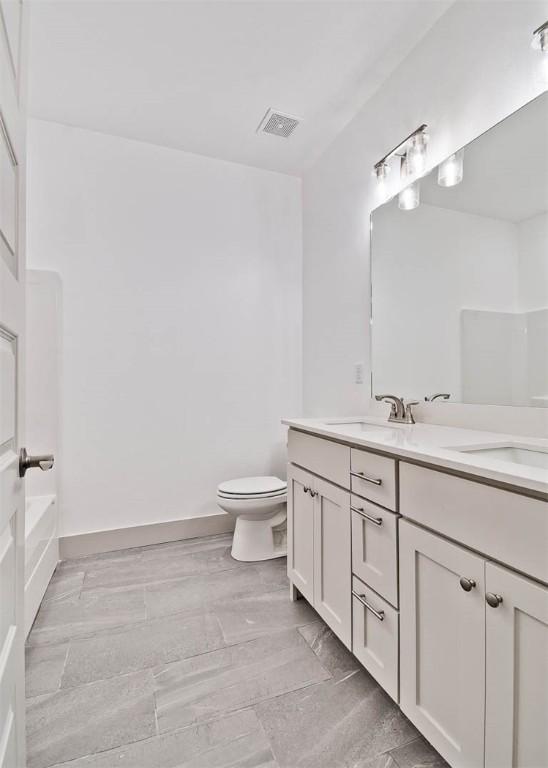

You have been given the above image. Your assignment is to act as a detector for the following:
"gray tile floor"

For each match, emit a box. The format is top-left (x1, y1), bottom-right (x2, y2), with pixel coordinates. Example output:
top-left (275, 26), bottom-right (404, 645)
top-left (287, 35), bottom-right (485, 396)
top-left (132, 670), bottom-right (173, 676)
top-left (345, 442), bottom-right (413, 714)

top-left (26, 533), bottom-right (447, 768)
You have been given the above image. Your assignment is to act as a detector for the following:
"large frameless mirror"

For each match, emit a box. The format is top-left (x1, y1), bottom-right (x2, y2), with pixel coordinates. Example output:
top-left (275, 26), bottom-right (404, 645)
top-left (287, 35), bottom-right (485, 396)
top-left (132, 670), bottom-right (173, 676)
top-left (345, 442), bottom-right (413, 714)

top-left (371, 92), bottom-right (548, 407)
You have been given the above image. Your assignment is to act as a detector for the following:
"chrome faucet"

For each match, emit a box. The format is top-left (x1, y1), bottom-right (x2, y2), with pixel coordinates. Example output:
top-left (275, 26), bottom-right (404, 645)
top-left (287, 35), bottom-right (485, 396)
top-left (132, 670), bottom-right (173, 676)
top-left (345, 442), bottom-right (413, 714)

top-left (425, 393), bottom-right (450, 402)
top-left (375, 394), bottom-right (418, 424)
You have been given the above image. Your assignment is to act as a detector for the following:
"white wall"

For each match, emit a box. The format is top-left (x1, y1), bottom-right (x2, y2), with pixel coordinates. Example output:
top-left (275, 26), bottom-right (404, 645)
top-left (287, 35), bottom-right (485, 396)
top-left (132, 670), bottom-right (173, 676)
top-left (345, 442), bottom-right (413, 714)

top-left (27, 120), bottom-right (302, 537)
top-left (302, 1), bottom-right (548, 418)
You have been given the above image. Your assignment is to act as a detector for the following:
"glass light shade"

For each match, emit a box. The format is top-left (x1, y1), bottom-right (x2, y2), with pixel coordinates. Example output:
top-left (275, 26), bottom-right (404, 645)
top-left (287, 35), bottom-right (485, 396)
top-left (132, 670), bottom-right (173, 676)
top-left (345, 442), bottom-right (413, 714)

top-left (407, 131), bottom-right (428, 175)
top-left (438, 149), bottom-right (464, 187)
top-left (398, 180), bottom-right (420, 210)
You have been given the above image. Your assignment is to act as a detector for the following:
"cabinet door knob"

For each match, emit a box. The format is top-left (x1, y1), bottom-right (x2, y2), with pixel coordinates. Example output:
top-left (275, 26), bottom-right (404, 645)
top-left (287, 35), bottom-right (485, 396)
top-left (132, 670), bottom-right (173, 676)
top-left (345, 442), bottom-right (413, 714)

top-left (459, 577), bottom-right (476, 592)
top-left (486, 592), bottom-right (503, 608)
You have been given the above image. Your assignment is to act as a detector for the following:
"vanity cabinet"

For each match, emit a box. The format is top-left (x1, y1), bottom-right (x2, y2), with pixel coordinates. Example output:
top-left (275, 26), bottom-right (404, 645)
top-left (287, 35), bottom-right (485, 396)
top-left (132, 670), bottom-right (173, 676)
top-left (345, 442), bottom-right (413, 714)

top-left (287, 463), bottom-right (351, 648)
top-left (484, 563), bottom-right (548, 768)
top-left (286, 426), bottom-right (547, 768)
top-left (400, 520), bottom-right (548, 768)
top-left (399, 521), bottom-right (485, 768)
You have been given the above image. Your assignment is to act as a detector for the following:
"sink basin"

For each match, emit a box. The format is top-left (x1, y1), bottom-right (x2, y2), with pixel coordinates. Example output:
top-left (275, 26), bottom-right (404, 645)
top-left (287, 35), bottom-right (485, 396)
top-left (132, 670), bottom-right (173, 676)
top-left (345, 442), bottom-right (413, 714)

top-left (322, 420), bottom-right (397, 435)
top-left (456, 445), bottom-right (548, 470)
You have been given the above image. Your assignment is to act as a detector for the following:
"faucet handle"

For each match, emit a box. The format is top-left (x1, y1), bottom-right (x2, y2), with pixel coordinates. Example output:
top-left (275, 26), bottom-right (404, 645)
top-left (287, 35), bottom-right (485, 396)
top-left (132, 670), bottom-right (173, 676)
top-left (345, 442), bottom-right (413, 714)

top-left (403, 401), bottom-right (419, 424)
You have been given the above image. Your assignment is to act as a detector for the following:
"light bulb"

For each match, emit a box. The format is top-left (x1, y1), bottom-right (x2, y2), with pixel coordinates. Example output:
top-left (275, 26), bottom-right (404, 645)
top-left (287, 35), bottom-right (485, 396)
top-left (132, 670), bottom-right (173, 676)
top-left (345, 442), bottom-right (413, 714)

top-left (438, 149), bottom-right (464, 187)
top-left (398, 180), bottom-right (420, 211)
top-left (407, 130), bottom-right (428, 175)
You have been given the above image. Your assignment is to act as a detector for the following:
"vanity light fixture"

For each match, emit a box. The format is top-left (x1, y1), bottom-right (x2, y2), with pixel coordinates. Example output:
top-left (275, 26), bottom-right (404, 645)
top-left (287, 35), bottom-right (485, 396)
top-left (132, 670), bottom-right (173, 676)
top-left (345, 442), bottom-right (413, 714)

top-left (532, 21), bottom-right (548, 82)
top-left (373, 124), bottom-right (428, 188)
top-left (438, 148), bottom-right (464, 187)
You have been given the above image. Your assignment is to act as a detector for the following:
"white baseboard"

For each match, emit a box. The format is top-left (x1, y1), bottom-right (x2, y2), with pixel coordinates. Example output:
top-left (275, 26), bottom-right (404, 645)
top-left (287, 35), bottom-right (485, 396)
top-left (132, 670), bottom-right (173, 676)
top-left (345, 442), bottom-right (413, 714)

top-left (59, 513), bottom-right (235, 560)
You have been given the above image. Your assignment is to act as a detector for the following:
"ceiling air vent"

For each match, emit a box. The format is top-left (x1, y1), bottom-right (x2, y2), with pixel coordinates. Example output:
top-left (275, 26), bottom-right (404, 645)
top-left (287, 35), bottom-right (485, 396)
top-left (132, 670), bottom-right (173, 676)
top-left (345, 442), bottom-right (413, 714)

top-left (257, 108), bottom-right (300, 138)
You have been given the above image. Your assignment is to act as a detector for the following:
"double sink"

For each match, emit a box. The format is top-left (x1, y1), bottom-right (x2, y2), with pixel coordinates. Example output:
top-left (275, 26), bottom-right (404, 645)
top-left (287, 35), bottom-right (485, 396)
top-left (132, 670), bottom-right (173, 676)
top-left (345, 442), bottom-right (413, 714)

top-left (321, 420), bottom-right (548, 470)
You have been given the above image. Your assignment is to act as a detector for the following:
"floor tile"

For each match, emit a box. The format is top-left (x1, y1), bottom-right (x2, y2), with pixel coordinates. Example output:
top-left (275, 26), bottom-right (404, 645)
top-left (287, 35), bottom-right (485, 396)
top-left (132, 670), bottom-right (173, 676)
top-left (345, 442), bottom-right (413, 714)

top-left (42, 571), bottom-right (85, 604)
top-left (144, 565), bottom-right (284, 620)
top-left (25, 644), bottom-right (69, 698)
top-left (214, 588), bottom-right (317, 644)
top-left (57, 547), bottom-right (144, 574)
top-left (82, 543), bottom-right (245, 591)
top-left (61, 612), bottom-right (225, 688)
top-left (26, 670), bottom-right (156, 768)
top-left (255, 669), bottom-right (418, 768)
top-left (388, 737), bottom-right (449, 768)
top-left (27, 586), bottom-right (146, 647)
top-left (298, 621), bottom-right (360, 676)
top-left (153, 628), bottom-right (331, 733)
top-left (47, 710), bottom-right (277, 768)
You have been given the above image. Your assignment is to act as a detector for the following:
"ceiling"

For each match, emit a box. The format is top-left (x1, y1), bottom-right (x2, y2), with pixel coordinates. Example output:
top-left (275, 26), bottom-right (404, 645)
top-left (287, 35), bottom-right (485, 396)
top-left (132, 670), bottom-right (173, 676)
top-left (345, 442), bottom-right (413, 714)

top-left (421, 91), bottom-right (548, 222)
top-left (28, 1), bottom-right (452, 176)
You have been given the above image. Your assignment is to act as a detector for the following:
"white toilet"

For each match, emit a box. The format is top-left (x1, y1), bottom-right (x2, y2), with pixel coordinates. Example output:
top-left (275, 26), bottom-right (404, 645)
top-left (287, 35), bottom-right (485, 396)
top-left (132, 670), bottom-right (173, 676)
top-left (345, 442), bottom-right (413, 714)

top-left (217, 476), bottom-right (287, 562)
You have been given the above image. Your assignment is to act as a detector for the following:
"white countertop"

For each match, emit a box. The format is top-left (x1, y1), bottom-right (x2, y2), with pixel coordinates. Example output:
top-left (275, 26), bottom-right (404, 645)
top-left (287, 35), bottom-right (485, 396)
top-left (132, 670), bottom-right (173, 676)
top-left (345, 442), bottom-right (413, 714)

top-left (282, 416), bottom-right (548, 496)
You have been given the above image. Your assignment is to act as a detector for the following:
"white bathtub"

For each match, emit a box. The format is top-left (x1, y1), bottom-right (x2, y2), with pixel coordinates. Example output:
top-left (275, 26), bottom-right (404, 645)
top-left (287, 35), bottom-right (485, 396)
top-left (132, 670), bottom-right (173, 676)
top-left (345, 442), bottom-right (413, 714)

top-left (25, 495), bottom-right (58, 635)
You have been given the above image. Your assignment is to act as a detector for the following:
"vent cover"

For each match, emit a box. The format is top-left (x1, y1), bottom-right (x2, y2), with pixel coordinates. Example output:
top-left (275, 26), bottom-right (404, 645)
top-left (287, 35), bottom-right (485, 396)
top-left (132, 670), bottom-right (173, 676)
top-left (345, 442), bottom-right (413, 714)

top-left (257, 108), bottom-right (300, 138)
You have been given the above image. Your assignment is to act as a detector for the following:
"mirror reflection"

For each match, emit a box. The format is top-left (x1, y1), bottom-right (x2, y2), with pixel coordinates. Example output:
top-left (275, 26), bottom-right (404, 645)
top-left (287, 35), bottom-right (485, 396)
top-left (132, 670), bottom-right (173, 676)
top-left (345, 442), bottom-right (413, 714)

top-left (371, 93), bottom-right (548, 407)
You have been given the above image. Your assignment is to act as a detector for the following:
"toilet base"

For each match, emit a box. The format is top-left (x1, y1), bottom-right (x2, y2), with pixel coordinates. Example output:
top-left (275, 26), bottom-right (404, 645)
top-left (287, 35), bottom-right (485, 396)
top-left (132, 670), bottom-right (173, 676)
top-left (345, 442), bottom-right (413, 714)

top-left (230, 509), bottom-right (287, 562)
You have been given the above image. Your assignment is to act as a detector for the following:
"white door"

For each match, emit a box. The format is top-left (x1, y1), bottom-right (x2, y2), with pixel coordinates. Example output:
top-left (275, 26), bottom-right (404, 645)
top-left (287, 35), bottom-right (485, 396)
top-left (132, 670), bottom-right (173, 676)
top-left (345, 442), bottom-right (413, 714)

top-left (399, 521), bottom-right (485, 768)
top-left (485, 562), bottom-right (548, 768)
top-left (0, 2), bottom-right (27, 765)
top-left (313, 477), bottom-right (351, 648)
top-left (287, 464), bottom-right (315, 604)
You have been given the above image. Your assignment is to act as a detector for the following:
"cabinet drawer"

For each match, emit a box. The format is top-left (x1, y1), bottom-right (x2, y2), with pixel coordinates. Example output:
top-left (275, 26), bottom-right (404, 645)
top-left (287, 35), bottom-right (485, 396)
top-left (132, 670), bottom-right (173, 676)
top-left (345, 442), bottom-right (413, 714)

top-left (288, 430), bottom-right (350, 489)
top-left (350, 448), bottom-right (397, 510)
top-left (351, 497), bottom-right (398, 607)
top-left (400, 462), bottom-right (548, 584)
top-left (352, 575), bottom-right (399, 702)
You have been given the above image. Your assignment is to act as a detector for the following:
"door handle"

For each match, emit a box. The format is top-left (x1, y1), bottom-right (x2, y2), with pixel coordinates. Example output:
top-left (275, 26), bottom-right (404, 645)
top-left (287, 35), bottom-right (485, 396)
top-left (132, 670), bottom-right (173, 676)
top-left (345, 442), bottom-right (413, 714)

top-left (19, 448), bottom-right (55, 478)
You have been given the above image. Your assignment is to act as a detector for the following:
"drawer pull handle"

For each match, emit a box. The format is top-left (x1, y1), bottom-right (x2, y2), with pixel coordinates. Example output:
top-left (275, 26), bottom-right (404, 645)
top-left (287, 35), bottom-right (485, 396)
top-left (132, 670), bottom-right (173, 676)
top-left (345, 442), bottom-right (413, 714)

top-left (350, 470), bottom-right (382, 486)
top-left (351, 506), bottom-right (383, 526)
top-left (303, 486), bottom-right (310, 494)
top-left (352, 590), bottom-right (385, 621)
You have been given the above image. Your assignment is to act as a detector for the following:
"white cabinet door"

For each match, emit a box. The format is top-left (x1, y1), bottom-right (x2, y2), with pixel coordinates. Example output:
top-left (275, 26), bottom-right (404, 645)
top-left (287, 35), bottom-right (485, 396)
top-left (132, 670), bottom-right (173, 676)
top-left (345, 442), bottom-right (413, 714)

top-left (485, 562), bottom-right (548, 768)
top-left (0, 3), bottom-right (27, 766)
top-left (287, 464), bottom-right (315, 604)
top-left (313, 477), bottom-right (351, 648)
top-left (399, 521), bottom-right (485, 768)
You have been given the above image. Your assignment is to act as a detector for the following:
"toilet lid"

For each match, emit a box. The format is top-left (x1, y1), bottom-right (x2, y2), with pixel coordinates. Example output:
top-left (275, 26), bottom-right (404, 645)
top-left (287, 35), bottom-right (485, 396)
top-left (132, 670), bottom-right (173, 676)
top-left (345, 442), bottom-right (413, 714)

top-left (218, 476), bottom-right (287, 497)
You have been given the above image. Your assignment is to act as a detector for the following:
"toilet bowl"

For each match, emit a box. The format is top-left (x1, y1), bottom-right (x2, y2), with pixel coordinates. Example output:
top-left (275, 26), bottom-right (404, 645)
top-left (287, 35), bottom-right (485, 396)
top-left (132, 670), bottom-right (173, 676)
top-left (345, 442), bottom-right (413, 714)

top-left (217, 476), bottom-right (287, 562)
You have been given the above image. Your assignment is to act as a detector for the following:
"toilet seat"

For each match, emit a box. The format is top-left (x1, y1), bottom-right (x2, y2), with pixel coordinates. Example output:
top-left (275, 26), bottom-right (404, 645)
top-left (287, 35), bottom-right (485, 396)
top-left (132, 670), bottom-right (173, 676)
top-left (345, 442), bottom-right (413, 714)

top-left (218, 476), bottom-right (286, 498)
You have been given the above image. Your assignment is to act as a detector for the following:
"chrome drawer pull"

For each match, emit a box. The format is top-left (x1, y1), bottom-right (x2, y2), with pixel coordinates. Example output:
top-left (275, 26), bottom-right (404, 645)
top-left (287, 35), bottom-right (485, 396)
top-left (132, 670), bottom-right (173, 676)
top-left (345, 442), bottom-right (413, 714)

top-left (352, 590), bottom-right (385, 621)
top-left (350, 470), bottom-right (382, 486)
top-left (351, 506), bottom-right (383, 526)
